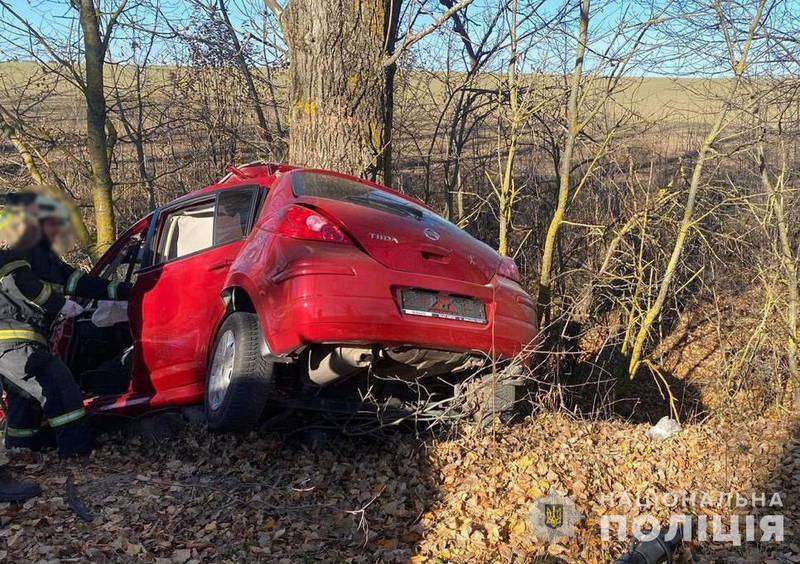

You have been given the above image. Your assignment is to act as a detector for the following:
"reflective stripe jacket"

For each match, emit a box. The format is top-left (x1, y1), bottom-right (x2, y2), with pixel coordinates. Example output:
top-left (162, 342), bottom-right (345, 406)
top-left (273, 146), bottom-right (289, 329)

top-left (0, 250), bottom-right (66, 340)
top-left (29, 240), bottom-right (132, 301)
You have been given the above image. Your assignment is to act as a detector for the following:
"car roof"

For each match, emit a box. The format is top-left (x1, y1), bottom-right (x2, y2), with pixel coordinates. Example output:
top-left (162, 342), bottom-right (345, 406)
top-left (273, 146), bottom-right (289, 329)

top-left (163, 162), bottom-right (294, 207)
top-left (161, 162), bottom-right (435, 213)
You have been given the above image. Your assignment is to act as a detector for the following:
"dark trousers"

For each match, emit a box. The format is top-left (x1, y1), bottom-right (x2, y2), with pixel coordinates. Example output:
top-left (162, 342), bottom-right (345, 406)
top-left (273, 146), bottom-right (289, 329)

top-left (0, 342), bottom-right (93, 458)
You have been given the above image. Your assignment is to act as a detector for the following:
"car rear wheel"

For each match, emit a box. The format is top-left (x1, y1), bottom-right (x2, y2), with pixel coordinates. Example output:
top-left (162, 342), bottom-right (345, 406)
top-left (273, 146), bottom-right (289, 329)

top-left (205, 312), bottom-right (274, 432)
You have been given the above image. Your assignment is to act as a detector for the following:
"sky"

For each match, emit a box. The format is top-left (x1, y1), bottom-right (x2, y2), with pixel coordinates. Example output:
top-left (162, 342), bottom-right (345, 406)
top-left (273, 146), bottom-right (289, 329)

top-left (1, 0), bottom-right (797, 77)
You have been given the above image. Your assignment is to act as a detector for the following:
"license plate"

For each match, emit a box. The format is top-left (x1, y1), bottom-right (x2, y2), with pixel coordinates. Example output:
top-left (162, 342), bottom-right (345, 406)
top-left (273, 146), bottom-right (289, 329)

top-left (400, 289), bottom-right (486, 324)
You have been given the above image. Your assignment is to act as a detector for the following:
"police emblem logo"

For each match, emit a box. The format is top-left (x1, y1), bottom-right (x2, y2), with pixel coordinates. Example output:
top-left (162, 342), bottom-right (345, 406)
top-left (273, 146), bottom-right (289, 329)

top-left (529, 491), bottom-right (581, 543)
top-left (544, 503), bottom-right (564, 530)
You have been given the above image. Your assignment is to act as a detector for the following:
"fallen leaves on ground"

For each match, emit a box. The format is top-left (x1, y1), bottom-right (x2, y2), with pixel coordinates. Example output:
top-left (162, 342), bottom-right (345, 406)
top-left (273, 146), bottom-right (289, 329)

top-left (0, 411), bottom-right (797, 562)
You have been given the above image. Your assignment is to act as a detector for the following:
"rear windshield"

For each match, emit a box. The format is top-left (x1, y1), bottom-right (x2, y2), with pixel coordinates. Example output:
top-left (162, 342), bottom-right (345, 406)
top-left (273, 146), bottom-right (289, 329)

top-left (291, 172), bottom-right (427, 221)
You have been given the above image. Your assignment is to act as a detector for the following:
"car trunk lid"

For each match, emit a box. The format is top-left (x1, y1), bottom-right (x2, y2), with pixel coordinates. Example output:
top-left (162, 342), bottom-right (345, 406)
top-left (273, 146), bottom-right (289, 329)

top-left (290, 172), bottom-right (500, 285)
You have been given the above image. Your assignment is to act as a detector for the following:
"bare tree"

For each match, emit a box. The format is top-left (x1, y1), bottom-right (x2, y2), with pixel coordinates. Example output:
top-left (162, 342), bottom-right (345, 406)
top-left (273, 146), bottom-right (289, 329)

top-left (536, 0), bottom-right (664, 324)
top-left (0, 0), bottom-right (131, 252)
top-left (756, 142), bottom-right (799, 405)
top-left (264, 0), bottom-right (474, 183)
top-left (626, 0), bottom-right (768, 378)
top-left (494, 0), bottom-right (549, 257)
top-left (190, 0), bottom-right (281, 156)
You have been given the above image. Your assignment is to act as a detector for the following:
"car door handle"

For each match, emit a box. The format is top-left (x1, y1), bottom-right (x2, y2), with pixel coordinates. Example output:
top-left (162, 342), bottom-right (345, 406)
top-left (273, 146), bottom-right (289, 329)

top-left (208, 259), bottom-right (233, 271)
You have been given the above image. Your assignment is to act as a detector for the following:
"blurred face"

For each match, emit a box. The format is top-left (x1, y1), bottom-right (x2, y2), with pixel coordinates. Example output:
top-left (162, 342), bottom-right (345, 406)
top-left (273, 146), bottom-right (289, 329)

top-left (0, 209), bottom-right (41, 252)
top-left (41, 217), bottom-right (65, 245)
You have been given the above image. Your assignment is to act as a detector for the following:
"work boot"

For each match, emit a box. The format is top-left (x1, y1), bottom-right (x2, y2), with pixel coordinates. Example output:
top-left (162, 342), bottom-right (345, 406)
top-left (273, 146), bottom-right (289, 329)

top-left (54, 419), bottom-right (94, 458)
top-left (5, 428), bottom-right (56, 452)
top-left (0, 465), bottom-right (41, 503)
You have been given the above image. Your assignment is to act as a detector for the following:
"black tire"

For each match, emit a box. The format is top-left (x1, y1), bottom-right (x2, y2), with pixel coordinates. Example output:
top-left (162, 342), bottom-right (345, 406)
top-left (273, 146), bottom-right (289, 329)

top-left (204, 312), bottom-right (274, 432)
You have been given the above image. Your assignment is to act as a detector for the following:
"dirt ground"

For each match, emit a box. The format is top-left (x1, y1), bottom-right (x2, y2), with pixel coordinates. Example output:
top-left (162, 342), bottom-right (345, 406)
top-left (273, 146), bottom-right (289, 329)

top-left (0, 408), bottom-right (797, 563)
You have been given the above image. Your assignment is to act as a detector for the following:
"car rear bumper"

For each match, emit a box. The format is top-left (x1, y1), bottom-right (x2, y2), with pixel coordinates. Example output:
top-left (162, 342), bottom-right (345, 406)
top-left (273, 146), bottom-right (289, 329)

top-left (257, 244), bottom-right (538, 361)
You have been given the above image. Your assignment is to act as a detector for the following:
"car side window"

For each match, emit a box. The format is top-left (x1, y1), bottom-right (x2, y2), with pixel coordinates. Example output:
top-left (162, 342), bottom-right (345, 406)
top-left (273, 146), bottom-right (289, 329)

top-left (156, 200), bottom-right (216, 264)
top-left (214, 189), bottom-right (256, 246)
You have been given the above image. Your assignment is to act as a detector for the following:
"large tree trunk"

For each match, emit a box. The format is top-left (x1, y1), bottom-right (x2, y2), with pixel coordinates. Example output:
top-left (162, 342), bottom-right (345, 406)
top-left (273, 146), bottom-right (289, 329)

top-left (282, 0), bottom-right (395, 182)
top-left (78, 0), bottom-right (116, 252)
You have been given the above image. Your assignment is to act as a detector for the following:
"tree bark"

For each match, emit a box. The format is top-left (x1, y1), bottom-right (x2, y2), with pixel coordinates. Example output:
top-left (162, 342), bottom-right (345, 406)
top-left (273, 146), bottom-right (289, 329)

top-left (78, 0), bottom-right (116, 252)
top-left (282, 0), bottom-right (396, 182)
top-left (381, 0), bottom-right (402, 185)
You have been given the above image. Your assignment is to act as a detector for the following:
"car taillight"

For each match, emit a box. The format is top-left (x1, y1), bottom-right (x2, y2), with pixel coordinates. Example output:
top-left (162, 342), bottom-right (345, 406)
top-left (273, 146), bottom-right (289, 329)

top-left (498, 257), bottom-right (522, 283)
top-left (273, 205), bottom-right (351, 244)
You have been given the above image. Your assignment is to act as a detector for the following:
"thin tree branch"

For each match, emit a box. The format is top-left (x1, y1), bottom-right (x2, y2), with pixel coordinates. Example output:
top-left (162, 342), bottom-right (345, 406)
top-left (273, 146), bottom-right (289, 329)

top-left (384, 0), bottom-right (476, 67)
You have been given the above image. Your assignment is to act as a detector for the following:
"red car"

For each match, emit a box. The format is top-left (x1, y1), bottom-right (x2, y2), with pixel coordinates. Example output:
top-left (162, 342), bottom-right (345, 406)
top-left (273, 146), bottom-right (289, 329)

top-left (54, 163), bottom-right (537, 431)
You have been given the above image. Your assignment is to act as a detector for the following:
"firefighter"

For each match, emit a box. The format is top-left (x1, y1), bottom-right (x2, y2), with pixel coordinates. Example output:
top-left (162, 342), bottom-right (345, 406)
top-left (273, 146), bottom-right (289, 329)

top-left (0, 439), bottom-right (40, 502)
top-left (0, 202), bottom-right (90, 461)
top-left (1, 193), bottom-right (132, 458)
top-left (0, 205), bottom-right (43, 502)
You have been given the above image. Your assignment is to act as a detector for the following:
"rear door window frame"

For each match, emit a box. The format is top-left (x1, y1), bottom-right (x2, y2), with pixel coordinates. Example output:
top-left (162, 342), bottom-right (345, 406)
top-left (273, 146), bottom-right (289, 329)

top-left (290, 171), bottom-right (430, 222)
top-left (156, 199), bottom-right (217, 264)
top-left (142, 185), bottom-right (261, 270)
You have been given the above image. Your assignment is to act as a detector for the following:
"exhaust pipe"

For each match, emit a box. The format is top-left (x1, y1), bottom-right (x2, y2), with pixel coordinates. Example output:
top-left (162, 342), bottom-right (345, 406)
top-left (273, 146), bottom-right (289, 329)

top-left (307, 346), bottom-right (373, 386)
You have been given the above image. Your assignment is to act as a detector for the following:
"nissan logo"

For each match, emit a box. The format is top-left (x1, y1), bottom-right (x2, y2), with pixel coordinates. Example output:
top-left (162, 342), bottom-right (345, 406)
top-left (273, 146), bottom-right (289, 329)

top-left (424, 228), bottom-right (440, 241)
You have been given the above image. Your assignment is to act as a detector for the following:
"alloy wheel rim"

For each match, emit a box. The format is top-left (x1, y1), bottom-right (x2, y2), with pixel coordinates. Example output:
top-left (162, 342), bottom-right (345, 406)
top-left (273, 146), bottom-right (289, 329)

top-left (208, 329), bottom-right (236, 411)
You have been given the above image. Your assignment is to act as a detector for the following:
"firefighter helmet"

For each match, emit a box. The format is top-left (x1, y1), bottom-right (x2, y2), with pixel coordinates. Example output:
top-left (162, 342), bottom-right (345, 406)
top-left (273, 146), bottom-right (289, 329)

top-left (34, 195), bottom-right (70, 224)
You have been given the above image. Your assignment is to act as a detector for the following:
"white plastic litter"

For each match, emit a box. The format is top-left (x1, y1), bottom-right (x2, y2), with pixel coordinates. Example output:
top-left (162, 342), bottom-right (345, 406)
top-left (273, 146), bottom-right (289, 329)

top-left (59, 299), bottom-right (84, 319)
top-left (647, 416), bottom-right (681, 440)
top-left (92, 300), bottom-right (129, 327)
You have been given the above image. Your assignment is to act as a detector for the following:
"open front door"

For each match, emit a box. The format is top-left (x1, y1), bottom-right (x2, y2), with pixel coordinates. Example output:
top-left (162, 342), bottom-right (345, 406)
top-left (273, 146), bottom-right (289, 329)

top-left (53, 216), bottom-right (152, 398)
